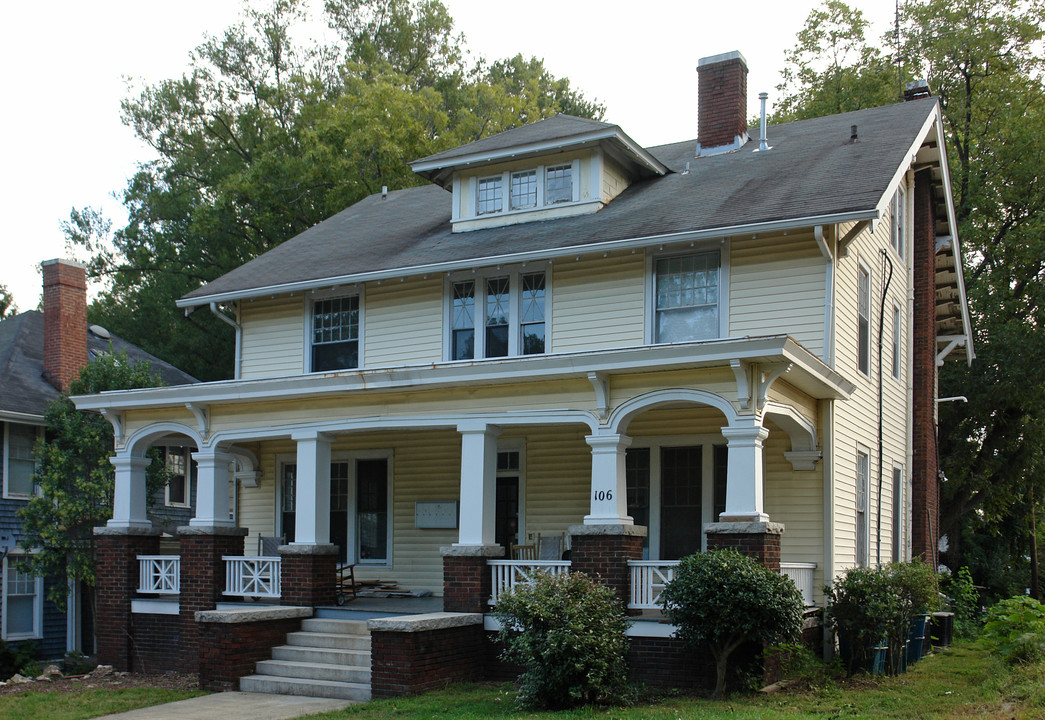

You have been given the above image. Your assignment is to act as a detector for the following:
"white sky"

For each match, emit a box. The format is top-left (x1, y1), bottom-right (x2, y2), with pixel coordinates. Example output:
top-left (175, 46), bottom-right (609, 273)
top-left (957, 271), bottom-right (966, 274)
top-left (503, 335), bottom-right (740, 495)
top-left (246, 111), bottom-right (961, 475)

top-left (0, 0), bottom-right (898, 311)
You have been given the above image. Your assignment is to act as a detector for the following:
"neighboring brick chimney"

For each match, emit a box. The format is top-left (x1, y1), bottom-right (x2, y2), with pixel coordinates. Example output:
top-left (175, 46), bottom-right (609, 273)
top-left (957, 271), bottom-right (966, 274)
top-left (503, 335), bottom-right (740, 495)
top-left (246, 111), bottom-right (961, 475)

top-left (42, 259), bottom-right (88, 392)
top-left (696, 51), bottom-right (749, 156)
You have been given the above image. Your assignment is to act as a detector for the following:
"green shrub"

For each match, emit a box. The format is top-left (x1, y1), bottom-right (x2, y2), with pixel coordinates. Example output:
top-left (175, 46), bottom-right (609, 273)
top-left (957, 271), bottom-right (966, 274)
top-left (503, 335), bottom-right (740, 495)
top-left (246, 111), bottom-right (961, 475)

top-left (983, 596), bottom-right (1045, 665)
top-left (827, 566), bottom-right (902, 676)
top-left (494, 571), bottom-right (630, 709)
top-left (661, 550), bottom-right (804, 696)
top-left (942, 566), bottom-right (982, 637)
top-left (0, 639), bottom-right (38, 681)
top-left (62, 650), bottom-right (97, 675)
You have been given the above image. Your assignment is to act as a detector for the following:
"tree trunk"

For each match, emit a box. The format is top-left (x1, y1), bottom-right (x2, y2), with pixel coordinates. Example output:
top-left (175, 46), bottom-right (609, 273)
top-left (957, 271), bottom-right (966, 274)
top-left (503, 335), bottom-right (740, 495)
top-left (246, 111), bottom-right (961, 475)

top-left (1030, 484), bottom-right (1039, 601)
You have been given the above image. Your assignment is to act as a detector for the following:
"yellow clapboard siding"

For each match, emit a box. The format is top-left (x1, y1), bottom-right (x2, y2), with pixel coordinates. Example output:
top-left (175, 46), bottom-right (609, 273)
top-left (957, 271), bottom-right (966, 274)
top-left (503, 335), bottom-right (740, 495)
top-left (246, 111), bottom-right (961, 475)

top-left (364, 277), bottom-right (443, 367)
top-left (240, 297), bottom-right (305, 379)
top-left (552, 255), bottom-right (646, 352)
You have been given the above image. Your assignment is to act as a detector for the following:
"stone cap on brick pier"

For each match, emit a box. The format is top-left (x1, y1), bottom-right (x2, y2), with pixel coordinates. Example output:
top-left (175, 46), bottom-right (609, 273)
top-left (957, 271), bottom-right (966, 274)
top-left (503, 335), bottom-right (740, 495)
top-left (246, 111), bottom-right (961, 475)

top-left (568, 523), bottom-right (647, 537)
top-left (439, 544), bottom-right (504, 557)
top-left (195, 606), bottom-right (312, 624)
top-left (704, 521), bottom-right (784, 535)
top-left (368, 612), bottom-right (482, 633)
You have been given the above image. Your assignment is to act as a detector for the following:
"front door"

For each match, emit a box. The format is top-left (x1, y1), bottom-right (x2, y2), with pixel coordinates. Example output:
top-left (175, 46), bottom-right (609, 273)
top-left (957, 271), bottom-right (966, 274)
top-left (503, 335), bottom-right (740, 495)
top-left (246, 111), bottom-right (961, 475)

top-left (660, 446), bottom-right (703, 560)
top-left (495, 475), bottom-right (519, 549)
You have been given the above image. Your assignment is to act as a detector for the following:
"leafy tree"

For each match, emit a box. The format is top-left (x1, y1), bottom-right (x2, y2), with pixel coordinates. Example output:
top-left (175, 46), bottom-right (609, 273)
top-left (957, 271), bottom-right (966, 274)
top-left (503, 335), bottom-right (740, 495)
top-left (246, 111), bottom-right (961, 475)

top-left (775, 0), bottom-right (1045, 600)
top-left (17, 352), bottom-right (169, 626)
top-left (0, 284), bottom-right (16, 319)
top-left (70, 0), bottom-right (602, 382)
top-left (661, 550), bottom-right (803, 696)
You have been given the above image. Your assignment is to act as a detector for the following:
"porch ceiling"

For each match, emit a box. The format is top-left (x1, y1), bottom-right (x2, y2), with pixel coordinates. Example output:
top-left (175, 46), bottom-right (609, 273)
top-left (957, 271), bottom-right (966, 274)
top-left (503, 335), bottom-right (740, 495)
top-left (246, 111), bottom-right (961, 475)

top-left (72, 335), bottom-right (854, 414)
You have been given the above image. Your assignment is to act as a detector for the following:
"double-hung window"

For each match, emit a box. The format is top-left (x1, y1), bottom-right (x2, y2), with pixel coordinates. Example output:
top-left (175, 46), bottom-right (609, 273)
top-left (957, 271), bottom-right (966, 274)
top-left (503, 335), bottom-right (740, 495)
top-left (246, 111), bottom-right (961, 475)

top-left (892, 304), bottom-right (902, 380)
top-left (2, 557), bottom-right (42, 640)
top-left (654, 251), bottom-right (721, 343)
top-left (858, 265), bottom-right (871, 376)
top-left (3, 423), bottom-right (39, 498)
top-left (856, 450), bottom-right (870, 567)
top-left (448, 267), bottom-right (547, 360)
top-left (311, 295), bottom-right (360, 372)
top-left (161, 446), bottom-right (191, 508)
top-left (891, 185), bottom-right (906, 259)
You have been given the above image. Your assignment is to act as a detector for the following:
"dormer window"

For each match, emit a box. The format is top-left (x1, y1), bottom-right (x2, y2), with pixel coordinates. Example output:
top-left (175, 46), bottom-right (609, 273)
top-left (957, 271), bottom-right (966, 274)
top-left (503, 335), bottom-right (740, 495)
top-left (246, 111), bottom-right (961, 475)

top-left (472, 162), bottom-right (578, 218)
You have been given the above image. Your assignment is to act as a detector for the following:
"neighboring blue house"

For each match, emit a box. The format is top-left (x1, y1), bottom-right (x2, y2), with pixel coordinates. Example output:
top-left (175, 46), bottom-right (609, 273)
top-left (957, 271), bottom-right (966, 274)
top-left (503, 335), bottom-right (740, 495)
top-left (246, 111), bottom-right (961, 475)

top-left (0, 259), bottom-right (196, 657)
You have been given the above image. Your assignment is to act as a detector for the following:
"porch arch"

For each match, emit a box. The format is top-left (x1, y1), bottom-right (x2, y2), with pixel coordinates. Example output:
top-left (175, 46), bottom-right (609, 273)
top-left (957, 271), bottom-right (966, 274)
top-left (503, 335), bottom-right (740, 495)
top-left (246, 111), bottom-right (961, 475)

top-left (605, 388), bottom-right (742, 435)
top-left (123, 422), bottom-right (207, 458)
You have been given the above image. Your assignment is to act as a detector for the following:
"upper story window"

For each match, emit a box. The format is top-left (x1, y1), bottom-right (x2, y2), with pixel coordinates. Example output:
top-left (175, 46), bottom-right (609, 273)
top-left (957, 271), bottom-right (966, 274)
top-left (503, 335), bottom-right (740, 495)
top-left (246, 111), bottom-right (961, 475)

top-left (654, 251), bottom-right (721, 343)
top-left (3, 423), bottom-right (39, 499)
top-left (448, 267), bottom-right (547, 361)
top-left (891, 185), bottom-right (906, 259)
top-left (311, 295), bottom-right (360, 372)
top-left (858, 265), bottom-right (871, 376)
top-left (891, 304), bottom-right (902, 380)
top-left (473, 162), bottom-right (576, 217)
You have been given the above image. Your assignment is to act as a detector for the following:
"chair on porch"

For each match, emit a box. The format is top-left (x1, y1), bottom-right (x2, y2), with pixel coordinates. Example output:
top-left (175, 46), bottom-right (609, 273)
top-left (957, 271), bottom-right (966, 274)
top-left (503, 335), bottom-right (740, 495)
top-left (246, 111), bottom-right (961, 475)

top-left (257, 534), bottom-right (283, 557)
top-left (536, 533), bottom-right (565, 561)
top-left (510, 543), bottom-right (536, 560)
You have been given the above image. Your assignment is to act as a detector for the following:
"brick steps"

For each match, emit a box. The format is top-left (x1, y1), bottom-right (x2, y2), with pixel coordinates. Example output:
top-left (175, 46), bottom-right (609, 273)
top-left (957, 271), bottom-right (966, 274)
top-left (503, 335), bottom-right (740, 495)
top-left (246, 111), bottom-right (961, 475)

top-left (241, 616), bottom-right (372, 701)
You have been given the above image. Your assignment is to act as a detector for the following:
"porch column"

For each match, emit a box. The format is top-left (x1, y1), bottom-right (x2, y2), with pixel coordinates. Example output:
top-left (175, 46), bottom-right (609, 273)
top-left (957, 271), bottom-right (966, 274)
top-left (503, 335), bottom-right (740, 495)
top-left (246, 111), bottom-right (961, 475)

top-left (455, 421), bottom-right (501, 547)
top-left (189, 449), bottom-right (235, 527)
top-left (281, 431), bottom-right (337, 607)
top-left (718, 424), bottom-right (770, 522)
top-left (108, 454), bottom-right (152, 529)
top-left (583, 433), bottom-right (633, 525)
top-left (291, 431), bottom-right (333, 545)
top-left (442, 422), bottom-right (502, 613)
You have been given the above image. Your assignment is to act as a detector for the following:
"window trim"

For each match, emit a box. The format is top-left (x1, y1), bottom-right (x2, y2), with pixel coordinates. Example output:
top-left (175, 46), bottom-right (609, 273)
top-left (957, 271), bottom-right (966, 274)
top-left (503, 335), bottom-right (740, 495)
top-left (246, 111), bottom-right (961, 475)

top-left (2, 422), bottom-right (42, 500)
top-left (645, 243), bottom-right (730, 345)
top-left (891, 302), bottom-right (902, 381)
top-left (443, 264), bottom-right (550, 361)
top-left (891, 184), bottom-right (907, 260)
top-left (856, 447), bottom-right (871, 567)
top-left (1, 554), bottom-right (44, 641)
top-left (857, 261), bottom-right (872, 377)
top-left (303, 286), bottom-right (366, 374)
top-left (471, 160), bottom-right (580, 219)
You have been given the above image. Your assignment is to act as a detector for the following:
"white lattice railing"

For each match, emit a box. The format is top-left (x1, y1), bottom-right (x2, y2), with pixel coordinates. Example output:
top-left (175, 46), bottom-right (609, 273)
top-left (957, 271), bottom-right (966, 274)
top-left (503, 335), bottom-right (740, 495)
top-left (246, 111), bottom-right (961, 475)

top-left (780, 562), bottom-right (817, 605)
top-left (137, 555), bottom-right (180, 595)
top-left (224, 556), bottom-right (282, 598)
top-left (628, 560), bottom-right (680, 609)
top-left (488, 560), bottom-right (571, 605)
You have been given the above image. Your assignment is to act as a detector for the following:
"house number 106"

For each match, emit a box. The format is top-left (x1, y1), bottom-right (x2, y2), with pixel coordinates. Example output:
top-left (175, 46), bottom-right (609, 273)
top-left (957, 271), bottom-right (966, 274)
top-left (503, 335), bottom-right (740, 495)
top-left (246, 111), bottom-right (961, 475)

top-left (593, 490), bottom-right (614, 501)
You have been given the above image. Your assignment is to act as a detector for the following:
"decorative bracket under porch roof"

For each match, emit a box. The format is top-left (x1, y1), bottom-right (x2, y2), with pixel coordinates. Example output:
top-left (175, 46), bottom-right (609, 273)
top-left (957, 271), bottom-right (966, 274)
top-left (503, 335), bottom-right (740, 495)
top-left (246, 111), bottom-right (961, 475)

top-left (730, 359), bottom-right (793, 412)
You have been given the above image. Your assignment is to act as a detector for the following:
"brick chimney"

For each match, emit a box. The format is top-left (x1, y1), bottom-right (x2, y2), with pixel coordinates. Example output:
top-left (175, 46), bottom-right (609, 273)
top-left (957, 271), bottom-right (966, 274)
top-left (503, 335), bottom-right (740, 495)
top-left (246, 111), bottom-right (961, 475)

top-left (696, 51), bottom-right (749, 156)
top-left (42, 259), bottom-right (88, 393)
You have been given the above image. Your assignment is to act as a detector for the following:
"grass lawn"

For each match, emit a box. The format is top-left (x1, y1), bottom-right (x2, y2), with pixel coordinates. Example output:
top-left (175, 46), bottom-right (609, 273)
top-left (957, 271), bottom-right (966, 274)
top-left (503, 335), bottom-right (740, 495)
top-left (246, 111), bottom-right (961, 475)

top-left (0, 685), bottom-right (206, 720)
top-left (306, 641), bottom-right (1043, 720)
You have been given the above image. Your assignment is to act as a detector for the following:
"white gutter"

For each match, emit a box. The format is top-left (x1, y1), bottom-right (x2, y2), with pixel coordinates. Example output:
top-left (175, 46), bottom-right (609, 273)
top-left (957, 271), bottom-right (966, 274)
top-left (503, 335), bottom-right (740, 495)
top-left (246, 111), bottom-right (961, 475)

top-left (72, 335), bottom-right (856, 413)
top-left (814, 225), bottom-right (836, 366)
top-left (208, 303), bottom-right (242, 380)
top-left (0, 411), bottom-right (46, 425)
top-left (177, 209), bottom-right (879, 309)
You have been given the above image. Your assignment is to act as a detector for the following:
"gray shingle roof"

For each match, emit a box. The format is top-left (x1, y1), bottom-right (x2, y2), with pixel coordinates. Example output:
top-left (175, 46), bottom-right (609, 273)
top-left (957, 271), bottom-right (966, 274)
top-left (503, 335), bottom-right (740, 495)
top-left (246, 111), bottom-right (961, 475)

top-left (182, 99), bottom-right (938, 305)
top-left (412, 114), bottom-right (617, 165)
top-left (0, 311), bottom-right (198, 418)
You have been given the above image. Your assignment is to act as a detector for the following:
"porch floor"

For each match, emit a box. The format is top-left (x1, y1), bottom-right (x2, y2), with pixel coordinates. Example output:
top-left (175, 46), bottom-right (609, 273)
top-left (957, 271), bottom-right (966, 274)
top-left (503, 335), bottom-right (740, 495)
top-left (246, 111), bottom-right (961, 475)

top-left (314, 595), bottom-right (444, 620)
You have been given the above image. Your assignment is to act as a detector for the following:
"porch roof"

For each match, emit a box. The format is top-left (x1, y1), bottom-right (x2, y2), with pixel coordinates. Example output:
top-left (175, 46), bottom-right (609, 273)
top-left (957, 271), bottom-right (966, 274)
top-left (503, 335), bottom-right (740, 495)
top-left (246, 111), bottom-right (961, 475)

top-left (72, 334), bottom-right (854, 415)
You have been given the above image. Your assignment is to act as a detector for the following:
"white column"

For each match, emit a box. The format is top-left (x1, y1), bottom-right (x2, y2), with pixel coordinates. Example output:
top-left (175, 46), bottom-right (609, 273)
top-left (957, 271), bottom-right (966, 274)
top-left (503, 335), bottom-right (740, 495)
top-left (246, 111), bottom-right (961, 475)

top-left (190, 449), bottom-right (236, 527)
top-left (719, 424), bottom-right (771, 522)
top-left (584, 433), bottom-right (633, 525)
top-left (108, 454), bottom-right (152, 529)
top-left (455, 422), bottom-right (501, 547)
top-left (291, 431), bottom-right (333, 545)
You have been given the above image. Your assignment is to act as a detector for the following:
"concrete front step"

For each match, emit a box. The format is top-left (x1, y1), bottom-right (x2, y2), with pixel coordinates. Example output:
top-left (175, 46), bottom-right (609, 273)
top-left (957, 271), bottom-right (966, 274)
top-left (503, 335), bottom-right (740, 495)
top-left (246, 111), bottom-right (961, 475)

top-left (272, 645), bottom-right (372, 667)
top-left (240, 674), bottom-right (372, 701)
top-left (301, 618), bottom-right (368, 634)
top-left (287, 631), bottom-right (371, 650)
top-left (256, 659), bottom-right (371, 684)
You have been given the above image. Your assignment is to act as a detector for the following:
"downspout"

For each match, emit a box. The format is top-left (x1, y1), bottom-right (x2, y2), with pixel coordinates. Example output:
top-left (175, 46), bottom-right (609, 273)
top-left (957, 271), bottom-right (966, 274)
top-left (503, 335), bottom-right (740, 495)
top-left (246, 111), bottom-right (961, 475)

top-left (876, 250), bottom-right (894, 565)
top-left (209, 302), bottom-right (242, 380)
top-left (814, 225), bottom-right (835, 365)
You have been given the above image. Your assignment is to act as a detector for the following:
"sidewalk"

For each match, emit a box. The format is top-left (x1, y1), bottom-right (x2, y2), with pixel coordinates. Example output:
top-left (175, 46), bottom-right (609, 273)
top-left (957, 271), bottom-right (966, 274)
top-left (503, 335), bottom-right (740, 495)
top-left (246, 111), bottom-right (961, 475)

top-left (94, 691), bottom-right (354, 720)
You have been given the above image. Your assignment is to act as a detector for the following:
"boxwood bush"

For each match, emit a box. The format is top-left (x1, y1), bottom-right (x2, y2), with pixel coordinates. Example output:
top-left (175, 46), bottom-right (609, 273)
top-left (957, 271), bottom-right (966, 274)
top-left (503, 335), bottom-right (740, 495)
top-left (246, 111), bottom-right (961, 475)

top-left (661, 549), bottom-right (804, 696)
top-left (494, 571), bottom-right (630, 709)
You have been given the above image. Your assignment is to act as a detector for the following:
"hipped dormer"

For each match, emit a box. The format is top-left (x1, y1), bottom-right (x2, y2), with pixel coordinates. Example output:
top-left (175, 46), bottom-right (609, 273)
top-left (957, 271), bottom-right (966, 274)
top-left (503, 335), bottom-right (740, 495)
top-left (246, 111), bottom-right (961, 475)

top-left (410, 114), bottom-right (668, 233)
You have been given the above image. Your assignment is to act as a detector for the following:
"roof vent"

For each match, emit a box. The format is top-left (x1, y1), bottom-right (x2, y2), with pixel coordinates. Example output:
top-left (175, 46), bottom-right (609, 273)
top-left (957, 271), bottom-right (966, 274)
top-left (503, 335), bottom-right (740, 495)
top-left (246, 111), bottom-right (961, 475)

top-left (850, 125), bottom-right (859, 144)
top-left (381, 185), bottom-right (388, 199)
top-left (904, 79), bottom-right (932, 101)
top-left (89, 324), bottom-right (111, 340)
top-left (755, 91), bottom-right (771, 152)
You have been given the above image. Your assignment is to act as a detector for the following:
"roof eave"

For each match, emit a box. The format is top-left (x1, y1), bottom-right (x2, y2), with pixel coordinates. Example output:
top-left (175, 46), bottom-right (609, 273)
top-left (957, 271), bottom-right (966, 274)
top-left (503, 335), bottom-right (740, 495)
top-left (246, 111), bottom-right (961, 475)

top-left (177, 207), bottom-right (879, 309)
